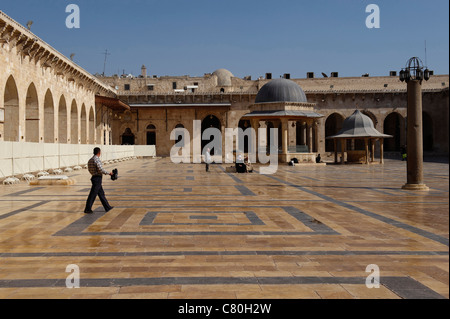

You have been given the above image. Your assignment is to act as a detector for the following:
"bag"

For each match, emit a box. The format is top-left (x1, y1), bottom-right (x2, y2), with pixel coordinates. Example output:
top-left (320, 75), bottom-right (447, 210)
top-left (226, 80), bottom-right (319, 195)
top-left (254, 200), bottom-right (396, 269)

top-left (111, 169), bottom-right (119, 181)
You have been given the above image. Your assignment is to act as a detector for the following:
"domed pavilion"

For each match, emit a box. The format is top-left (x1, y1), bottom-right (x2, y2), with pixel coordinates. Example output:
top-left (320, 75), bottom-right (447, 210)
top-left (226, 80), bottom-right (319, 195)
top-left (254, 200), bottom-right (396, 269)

top-left (326, 110), bottom-right (392, 164)
top-left (243, 78), bottom-right (324, 163)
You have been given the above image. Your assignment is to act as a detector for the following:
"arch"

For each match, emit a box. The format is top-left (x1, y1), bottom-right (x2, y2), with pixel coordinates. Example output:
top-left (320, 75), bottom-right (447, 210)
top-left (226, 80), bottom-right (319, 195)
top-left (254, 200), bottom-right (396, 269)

top-left (325, 113), bottom-right (345, 152)
top-left (146, 124), bottom-right (156, 146)
top-left (58, 95), bottom-right (67, 143)
top-left (4, 75), bottom-right (20, 141)
top-left (43, 89), bottom-right (55, 143)
top-left (423, 111), bottom-right (434, 152)
top-left (88, 106), bottom-right (95, 144)
top-left (80, 104), bottom-right (87, 144)
top-left (238, 119), bottom-right (251, 153)
top-left (384, 112), bottom-right (405, 152)
top-left (25, 83), bottom-right (40, 143)
top-left (174, 124), bottom-right (185, 147)
top-left (70, 100), bottom-right (78, 144)
top-left (201, 115), bottom-right (221, 155)
top-left (296, 121), bottom-right (306, 147)
top-left (121, 127), bottom-right (135, 145)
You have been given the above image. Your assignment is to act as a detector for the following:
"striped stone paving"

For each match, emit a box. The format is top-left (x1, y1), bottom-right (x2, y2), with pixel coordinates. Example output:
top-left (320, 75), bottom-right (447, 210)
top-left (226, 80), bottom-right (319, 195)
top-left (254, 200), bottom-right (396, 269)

top-left (0, 158), bottom-right (448, 299)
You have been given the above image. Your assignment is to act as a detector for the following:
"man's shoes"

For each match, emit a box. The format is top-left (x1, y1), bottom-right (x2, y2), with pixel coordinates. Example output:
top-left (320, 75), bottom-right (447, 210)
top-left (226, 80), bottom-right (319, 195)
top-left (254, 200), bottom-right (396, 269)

top-left (105, 207), bottom-right (114, 213)
top-left (84, 210), bottom-right (94, 214)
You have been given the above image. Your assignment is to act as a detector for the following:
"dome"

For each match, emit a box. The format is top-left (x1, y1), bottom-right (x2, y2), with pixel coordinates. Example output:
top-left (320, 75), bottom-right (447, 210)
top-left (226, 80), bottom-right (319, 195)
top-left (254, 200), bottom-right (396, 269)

top-left (255, 78), bottom-right (307, 104)
top-left (212, 69), bottom-right (234, 87)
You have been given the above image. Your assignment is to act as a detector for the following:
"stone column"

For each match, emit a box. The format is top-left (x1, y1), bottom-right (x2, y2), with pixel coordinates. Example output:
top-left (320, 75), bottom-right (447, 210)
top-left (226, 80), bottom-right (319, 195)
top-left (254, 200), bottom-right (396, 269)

top-left (334, 139), bottom-right (338, 163)
top-left (281, 118), bottom-right (289, 163)
top-left (340, 139), bottom-right (345, 165)
top-left (314, 122), bottom-right (319, 153)
top-left (380, 138), bottom-right (384, 164)
top-left (402, 80), bottom-right (429, 191)
top-left (364, 138), bottom-right (369, 164)
top-left (371, 139), bottom-right (375, 162)
top-left (250, 119), bottom-right (259, 160)
top-left (306, 123), bottom-right (313, 153)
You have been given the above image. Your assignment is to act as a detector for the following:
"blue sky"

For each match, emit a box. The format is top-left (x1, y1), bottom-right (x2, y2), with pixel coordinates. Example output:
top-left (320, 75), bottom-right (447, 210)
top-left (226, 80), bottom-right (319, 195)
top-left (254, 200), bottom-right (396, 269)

top-left (1, 0), bottom-right (449, 78)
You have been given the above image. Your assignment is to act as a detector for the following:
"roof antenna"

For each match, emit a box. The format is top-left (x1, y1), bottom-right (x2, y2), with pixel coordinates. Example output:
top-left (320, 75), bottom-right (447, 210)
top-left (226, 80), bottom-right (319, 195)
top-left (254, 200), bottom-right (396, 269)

top-left (424, 40), bottom-right (428, 68)
top-left (102, 49), bottom-right (111, 76)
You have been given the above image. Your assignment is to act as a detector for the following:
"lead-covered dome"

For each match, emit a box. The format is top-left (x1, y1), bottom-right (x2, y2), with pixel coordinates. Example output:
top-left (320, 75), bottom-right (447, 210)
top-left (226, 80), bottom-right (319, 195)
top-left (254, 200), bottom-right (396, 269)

top-left (255, 78), bottom-right (307, 104)
top-left (212, 69), bottom-right (234, 87)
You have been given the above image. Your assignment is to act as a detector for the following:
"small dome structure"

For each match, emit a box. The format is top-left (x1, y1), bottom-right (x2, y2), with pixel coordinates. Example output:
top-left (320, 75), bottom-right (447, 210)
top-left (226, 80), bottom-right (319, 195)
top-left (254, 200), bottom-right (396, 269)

top-left (255, 78), bottom-right (308, 104)
top-left (212, 69), bottom-right (234, 87)
top-left (327, 110), bottom-right (392, 139)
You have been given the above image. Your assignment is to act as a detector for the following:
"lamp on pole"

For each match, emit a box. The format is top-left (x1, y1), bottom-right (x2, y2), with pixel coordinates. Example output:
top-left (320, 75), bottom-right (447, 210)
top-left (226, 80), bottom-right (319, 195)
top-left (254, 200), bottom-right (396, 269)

top-left (400, 57), bottom-right (431, 191)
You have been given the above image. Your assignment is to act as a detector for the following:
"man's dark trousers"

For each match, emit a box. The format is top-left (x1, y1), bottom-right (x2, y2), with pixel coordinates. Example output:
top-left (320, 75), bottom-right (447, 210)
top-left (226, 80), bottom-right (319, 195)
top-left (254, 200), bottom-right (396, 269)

top-left (85, 175), bottom-right (112, 212)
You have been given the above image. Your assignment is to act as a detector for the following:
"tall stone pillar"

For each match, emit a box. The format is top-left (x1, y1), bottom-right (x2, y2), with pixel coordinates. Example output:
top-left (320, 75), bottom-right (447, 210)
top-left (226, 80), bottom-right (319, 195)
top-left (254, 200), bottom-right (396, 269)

top-left (402, 80), bottom-right (429, 191)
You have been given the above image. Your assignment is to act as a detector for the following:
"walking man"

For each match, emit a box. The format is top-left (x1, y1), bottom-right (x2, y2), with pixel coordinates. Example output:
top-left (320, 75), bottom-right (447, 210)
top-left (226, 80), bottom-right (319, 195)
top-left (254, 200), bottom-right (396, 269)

top-left (84, 147), bottom-right (114, 214)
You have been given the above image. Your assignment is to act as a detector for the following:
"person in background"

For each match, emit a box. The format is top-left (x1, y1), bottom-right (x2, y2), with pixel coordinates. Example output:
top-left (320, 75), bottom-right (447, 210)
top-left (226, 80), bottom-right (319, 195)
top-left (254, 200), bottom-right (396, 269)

top-left (401, 146), bottom-right (407, 161)
top-left (205, 148), bottom-right (212, 172)
top-left (84, 147), bottom-right (114, 214)
top-left (316, 154), bottom-right (322, 164)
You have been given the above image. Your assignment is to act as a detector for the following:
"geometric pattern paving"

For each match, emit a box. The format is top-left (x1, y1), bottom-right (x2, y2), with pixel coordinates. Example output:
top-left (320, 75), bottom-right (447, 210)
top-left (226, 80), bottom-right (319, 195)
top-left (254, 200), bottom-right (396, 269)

top-left (0, 158), bottom-right (448, 299)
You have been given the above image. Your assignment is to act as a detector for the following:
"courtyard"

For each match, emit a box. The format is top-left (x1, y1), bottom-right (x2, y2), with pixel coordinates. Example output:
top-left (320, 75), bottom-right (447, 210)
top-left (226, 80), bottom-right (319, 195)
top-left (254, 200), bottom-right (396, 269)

top-left (0, 158), bottom-right (448, 299)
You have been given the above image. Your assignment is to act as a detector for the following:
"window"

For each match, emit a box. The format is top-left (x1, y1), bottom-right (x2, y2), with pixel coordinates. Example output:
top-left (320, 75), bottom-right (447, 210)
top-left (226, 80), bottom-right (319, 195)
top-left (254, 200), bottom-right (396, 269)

top-left (124, 84), bottom-right (130, 91)
top-left (172, 82), bottom-right (177, 90)
top-left (147, 85), bottom-right (154, 91)
top-left (194, 82), bottom-right (199, 86)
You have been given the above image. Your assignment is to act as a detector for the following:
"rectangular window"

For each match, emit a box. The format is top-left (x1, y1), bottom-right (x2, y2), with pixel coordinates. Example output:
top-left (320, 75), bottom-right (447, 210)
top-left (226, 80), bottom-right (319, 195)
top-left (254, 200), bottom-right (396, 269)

top-left (147, 85), bottom-right (154, 91)
top-left (172, 82), bottom-right (177, 90)
top-left (124, 84), bottom-right (130, 91)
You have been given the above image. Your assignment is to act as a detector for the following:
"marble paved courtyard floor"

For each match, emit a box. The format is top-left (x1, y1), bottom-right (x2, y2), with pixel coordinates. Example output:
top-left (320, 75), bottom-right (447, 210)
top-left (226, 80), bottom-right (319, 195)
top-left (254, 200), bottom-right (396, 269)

top-left (0, 158), bottom-right (448, 299)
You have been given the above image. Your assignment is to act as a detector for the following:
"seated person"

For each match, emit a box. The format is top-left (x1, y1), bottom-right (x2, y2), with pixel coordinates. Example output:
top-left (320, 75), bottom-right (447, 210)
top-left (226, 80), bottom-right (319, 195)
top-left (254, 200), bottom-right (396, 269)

top-left (316, 154), bottom-right (322, 163)
top-left (235, 154), bottom-right (247, 173)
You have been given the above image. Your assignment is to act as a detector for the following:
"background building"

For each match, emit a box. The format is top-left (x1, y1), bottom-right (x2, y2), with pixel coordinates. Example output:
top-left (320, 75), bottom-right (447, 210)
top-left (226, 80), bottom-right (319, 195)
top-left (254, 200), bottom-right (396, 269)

top-left (102, 68), bottom-right (449, 159)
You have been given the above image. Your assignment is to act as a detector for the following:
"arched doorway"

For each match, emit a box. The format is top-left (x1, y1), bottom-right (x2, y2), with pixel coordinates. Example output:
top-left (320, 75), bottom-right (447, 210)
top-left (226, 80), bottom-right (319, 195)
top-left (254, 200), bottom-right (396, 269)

top-left (44, 90), bottom-right (54, 143)
top-left (296, 121), bottom-right (305, 147)
top-left (146, 124), bottom-right (156, 145)
top-left (89, 107), bottom-right (95, 144)
top-left (81, 104), bottom-right (87, 144)
top-left (70, 100), bottom-right (78, 144)
top-left (174, 124), bottom-right (185, 146)
top-left (325, 113), bottom-right (345, 152)
top-left (423, 112), bottom-right (434, 152)
top-left (4, 75), bottom-right (20, 142)
top-left (238, 119), bottom-right (251, 153)
top-left (384, 112), bottom-right (405, 152)
top-left (121, 128), bottom-right (135, 145)
top-left (25, 83), bottom-right (39, 143)
top-left (58, 96), bottom-right (67, 143)
top-left (201, 115), bottom-right (221, 155)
